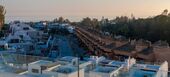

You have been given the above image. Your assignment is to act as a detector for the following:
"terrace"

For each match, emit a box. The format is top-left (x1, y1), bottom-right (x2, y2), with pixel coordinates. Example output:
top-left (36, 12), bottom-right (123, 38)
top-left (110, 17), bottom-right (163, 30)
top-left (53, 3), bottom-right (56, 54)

top-left (153, 40), bottom-right (169, 48)
top-left (108, 61), bottom-right (125, 67)
top-left (134, 64), bottom-right (160, 72)
top-left (58, 56), bottom-right (77, 63)
top-left (130, 64), bottom-right (160, 77)
top-left (0, 64), bottom-right (26, 74)
top-left (98, 59), bottom-right (113, 65)
top-left (116, 43), bottom-right (135, 52)
top-left (29, 60), bottom-right (53, 66)
top-left (0, 54), bottom-right (168, 77)
top-left (50, 65), bottom-right (84, 77)
top-left (139, 47), bottom-right (153, 55)
top-left (52, 66), bottom-right (77, 74)
top-left (28, 60), bottom-right (59, 71)
top-left (93, 66), bottom-right (117, 73)
top-left (90, 66), bottom-right (121, 77)
top-left (130, 68), bottom-right (157, 77)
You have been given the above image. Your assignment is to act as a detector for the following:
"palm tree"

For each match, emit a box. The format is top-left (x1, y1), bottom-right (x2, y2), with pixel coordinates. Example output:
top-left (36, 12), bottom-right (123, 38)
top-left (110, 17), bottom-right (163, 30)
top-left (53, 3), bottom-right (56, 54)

top-left (0, 5), bottom-right (6, 29)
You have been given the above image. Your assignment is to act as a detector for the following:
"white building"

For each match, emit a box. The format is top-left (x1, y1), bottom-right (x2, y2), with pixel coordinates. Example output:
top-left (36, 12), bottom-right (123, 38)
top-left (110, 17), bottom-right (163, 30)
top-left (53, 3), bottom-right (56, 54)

top-left (28, 60), bottom-right (60, 75)
top-left (3, 22), bottom-right (37, 51)
top-left (66, 26), bottom-right (75, 33)
top-left (130, 61), bottom-right (168, 77)
top-left (0, 55), bottom-right (168, 77)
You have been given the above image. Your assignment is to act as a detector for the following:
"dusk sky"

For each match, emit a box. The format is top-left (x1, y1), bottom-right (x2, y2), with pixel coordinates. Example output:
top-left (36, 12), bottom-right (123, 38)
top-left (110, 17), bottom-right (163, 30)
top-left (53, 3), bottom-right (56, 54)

top-left (1, 0), bottom-right (170, 22)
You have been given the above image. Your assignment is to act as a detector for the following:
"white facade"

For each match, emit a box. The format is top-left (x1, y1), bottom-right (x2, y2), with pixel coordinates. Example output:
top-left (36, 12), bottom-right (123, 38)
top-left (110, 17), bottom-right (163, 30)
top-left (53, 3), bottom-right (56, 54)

top-left (5, 23), bottom-right (36, 49)
top-left (156, 61), bottom-right (169, 77)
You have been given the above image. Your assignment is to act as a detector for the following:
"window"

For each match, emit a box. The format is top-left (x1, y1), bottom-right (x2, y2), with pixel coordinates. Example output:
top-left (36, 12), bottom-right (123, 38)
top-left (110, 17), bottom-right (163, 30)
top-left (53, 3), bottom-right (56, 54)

top-left (32, 69), bottom-right (39, 73)
top-left (23, 27), bottom-right (29, 30)
top-left (0, 45), bottom-right (5, 51)
top-left (19, 35), bottom-right (23, 39)
top-left (41, 66), bottom-right (47, 70)
top-left (10, 39), bottom-right (20, 43)
top-left (73, 61), bottom-right (76, 65)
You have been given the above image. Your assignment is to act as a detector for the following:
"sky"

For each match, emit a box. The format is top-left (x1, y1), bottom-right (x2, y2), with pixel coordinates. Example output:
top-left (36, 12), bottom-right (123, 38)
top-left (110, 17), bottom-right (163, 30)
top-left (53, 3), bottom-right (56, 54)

top-left (1, 0), bottom-right (170, 22)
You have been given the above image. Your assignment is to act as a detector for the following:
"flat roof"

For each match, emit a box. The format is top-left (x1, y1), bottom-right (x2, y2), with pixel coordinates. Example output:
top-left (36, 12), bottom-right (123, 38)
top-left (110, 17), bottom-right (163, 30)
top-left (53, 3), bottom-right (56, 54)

top-left (52, 66), bottom-right (77, 74)
top-left (30, 60), bottom-right (52, 66)
top-left (0, 64), bottom-right (27, 74)
top-left (145, 65), bottom-right (160, 70)
top-left (23, 73), bottom-right (53, 77)
top-left (135, 64), bottom-right (160, 71)
top-left (131, 68), bottom-right (157, 77)
top-left (99, 60), bottom-right (113, 65)
top-left (116, 43), bottom-right (135, 52)
top-left (139, 47), bottom-right (153, 55)
top-left (0, 53), bottom-right (50, 64)
top-left (59, 56), bottom-right (77, 62)
top-left (93, 66), bottom-right (118, 73)
top-left (108, 61), bottom-right (125, 67)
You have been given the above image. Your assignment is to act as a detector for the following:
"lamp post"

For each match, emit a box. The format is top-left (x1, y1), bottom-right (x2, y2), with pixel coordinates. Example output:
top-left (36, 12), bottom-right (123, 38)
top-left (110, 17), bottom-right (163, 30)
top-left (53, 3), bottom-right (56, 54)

top-left (77, 53), bottom-right (80, 77)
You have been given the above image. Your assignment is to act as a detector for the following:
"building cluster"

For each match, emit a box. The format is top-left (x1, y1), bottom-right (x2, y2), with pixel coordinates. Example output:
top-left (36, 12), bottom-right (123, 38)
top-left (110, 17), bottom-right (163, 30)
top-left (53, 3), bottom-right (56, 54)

top-left (113, 36), bottom-right (170, 63)
top-left (0, 55), bottom-right (168, 77)
top-left (34, 22), bottom-right (75, 33)
top-left (0, 21), bottom-right (75, 56)
top-left (75, 26), bottom-right (170, 68)
top-left (0, 21), bottom-right (169, 77)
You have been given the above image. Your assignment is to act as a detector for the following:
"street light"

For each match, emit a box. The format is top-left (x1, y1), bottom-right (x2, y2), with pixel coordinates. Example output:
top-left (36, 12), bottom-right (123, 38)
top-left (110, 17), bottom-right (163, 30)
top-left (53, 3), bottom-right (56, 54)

top-left (76, 53), bottom-right (80, 77)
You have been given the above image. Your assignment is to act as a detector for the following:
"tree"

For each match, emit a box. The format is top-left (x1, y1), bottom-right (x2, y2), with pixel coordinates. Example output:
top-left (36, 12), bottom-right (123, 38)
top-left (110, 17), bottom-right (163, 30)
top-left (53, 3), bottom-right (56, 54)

top-left (161, 9), bottom-right (168, 15)
top-left (81, 17), bottom-right (92, 27)
top-left (64, 19), bottom-right (70, 23)
top-left (0, 5), bottom-right (6, 30)
top-left (91, 18), bottom-right (99, 28)
top-left (114, 16), bottom-right (129, 25)
top-left (58, 17), bottom-right (64, 23)
top-left (53, 18), bottom-right (58, 23)
top-left (168, 13), bottom-right (170, 16)
top-left (98, 10), bottom-right (170, 44)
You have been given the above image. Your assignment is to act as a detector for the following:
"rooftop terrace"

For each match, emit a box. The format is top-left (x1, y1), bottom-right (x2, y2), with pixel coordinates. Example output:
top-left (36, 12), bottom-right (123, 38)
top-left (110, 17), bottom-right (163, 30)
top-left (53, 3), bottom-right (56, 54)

top-left (116, 43), bottom-right (135, 52)
top-left (108, 61), bottom-right (125, 67)
top-left (93, 66), bottom-right (118, 73)
top-left (59, 56), bottom-right (77, 62)
top-left (29, 60), bottom-right (52, 66)
top-left (53, 66), bottom-right (77, 74)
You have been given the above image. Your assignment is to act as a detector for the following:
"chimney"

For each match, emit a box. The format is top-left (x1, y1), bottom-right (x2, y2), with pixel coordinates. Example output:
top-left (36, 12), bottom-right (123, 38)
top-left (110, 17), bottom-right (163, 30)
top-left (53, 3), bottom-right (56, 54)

top-left (146, 40), bottom-right (152, 47)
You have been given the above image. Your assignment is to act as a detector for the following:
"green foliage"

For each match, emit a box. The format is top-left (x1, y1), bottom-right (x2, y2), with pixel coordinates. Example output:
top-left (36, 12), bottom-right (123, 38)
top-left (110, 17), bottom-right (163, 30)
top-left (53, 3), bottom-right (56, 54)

top-left (80, 17), bottom-right (99, 28)
top-left (1, 24), bottom-right (9, 30)
top-left (0, 24), bottom-right (9, 38)
top-left (58, 17), bottom-right (64, 23)
top-left (53, 17), bottom-right (70, 24)
top-left (100, 14), bottom-right (170, 43)
top-left (77, 10), bottom-right (170, 44)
